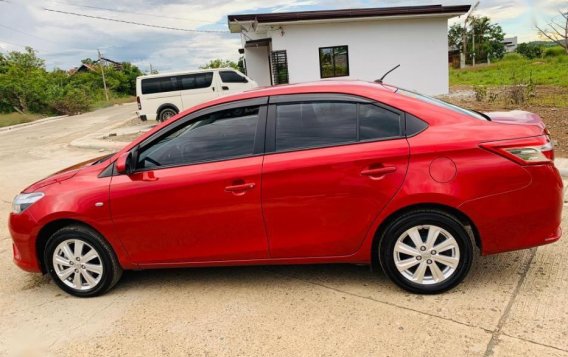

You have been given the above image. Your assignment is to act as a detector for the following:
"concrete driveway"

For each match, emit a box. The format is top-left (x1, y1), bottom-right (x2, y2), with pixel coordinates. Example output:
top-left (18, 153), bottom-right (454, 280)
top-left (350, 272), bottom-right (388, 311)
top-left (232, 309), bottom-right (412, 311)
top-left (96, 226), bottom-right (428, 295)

top-left (0, 104), bottom-right (567, 356)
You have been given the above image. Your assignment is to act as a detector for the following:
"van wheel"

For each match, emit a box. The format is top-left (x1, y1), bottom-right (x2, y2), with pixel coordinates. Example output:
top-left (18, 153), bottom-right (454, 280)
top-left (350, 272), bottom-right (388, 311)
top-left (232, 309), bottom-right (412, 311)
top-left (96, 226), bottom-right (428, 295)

top-left (378, 210), bottom-right (473, 294)
top-left (158, 107), bottom-right (177, 122)
top-left (44, 225), bottom-right (123, 297)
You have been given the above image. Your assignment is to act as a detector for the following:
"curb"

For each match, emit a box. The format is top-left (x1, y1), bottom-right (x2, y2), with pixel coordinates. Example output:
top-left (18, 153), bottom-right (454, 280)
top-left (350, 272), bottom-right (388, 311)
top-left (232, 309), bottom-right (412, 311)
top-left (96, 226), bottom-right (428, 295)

top-left (0, 115), bottom-right (68, 134)
top-left (69, 115), bottom-right (142, 151)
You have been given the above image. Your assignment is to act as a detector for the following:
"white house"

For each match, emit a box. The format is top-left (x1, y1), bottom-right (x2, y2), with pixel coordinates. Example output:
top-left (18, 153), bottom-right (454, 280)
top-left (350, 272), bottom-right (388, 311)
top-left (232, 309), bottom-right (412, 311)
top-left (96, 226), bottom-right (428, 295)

top-left (228, 4), bottom-right (470, 95)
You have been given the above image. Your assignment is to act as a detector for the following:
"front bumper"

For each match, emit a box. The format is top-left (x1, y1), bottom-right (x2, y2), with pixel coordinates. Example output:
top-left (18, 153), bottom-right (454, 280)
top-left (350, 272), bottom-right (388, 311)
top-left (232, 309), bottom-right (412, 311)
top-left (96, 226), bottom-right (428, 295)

top-left (460, 164), bottom-right (563, 255)
top-left (9, 211), bottom-right (42, 272)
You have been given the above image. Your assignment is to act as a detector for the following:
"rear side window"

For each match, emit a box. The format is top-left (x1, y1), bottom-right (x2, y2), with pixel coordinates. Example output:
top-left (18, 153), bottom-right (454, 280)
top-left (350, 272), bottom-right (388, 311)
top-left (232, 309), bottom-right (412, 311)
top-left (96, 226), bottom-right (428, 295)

top-left (219, 70), bottom-right (248, 83)
top-left (137, 106), bottom-right (260, 169)
top-left (275, 102), bottom-right (357, 151)
top-left (359, 104), bottom-right (401, 140)
top-left (274, 101), bottom-right (403, 152)
top-left (141, 77), bottom-right (178, 94)
top-left (180, 72), bottom-right (213, 90)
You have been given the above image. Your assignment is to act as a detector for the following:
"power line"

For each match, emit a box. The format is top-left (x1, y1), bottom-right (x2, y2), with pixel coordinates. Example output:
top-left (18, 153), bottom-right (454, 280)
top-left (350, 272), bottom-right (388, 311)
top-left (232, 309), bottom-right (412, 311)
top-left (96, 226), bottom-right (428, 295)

top-left (0, 24), bottom-right (58, 44)
top-left (43, 7), bottom-right (229, 33)
top-left (46, 0), bottom-right (224, 24)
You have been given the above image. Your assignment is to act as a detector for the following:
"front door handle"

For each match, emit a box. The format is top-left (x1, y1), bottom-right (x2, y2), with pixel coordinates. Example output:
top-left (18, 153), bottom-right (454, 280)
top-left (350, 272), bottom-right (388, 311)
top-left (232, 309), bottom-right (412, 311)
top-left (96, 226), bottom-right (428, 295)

top-left (361, 166), bottom-right (396, 179)
top-left (222, 86), bottom-right (229, 91)
top-left (225, 182), bottom-right (255, 194)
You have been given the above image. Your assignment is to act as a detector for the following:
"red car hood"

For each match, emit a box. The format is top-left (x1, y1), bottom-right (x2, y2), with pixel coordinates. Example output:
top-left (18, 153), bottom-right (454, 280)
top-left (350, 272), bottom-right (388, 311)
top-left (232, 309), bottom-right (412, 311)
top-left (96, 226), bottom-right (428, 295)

top-left (485, 110), bottom-right (546, 130)
top-left (23, 154), bottom-right (113, 192)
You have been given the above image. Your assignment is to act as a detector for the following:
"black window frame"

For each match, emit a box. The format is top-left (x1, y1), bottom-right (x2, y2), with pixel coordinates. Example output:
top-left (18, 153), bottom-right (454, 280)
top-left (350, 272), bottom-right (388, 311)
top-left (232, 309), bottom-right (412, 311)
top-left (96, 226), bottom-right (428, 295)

top-left (265, 94), bottom-right (406, 154)
top-left (219, 70), bottom-right (248, 83)
top-left (318, 45), bottom-right (350, 79)
top-left (270, 50), bottom-right (289, 85)
top-left (127, 97), bottom-right (268, 173)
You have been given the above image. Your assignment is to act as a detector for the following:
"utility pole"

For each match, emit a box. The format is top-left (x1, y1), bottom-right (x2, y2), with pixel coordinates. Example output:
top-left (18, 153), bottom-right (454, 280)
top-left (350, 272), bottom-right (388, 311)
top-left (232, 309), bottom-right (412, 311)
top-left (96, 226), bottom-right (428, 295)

top-left (461, 1), bottom-right (480, 68)
top-left (98, 49), bottom-right (110, 102)
top-left (149, 63), bottom-right (153, 74)
top-left (472, 27), bottom-right (476, 67)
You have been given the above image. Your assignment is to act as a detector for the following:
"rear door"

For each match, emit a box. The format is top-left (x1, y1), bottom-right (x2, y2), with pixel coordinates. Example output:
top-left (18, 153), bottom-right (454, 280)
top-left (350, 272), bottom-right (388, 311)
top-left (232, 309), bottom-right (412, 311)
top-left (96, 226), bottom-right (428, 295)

top-left (179, 71), bottom-right (218, 109)
top-left (261, 94), bottom-right (409, 258)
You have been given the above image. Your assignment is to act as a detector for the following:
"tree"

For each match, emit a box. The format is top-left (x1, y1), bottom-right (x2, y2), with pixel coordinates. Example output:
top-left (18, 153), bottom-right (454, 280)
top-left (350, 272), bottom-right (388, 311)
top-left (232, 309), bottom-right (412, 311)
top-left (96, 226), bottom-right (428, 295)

top-left (448, 16), bottom-right (506, 64)
top-left (200, 58), bottom-right (242, 70)
top-left (536, 9), bottom-right (568, 54)
top-left (0, 47), bottom-right (49, 112)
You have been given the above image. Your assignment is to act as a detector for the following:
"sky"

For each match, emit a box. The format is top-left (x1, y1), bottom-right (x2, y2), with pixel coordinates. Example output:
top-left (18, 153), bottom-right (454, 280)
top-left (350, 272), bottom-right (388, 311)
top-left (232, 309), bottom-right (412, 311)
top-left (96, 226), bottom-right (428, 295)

top-left (0, 0), bottom-right (565, 73)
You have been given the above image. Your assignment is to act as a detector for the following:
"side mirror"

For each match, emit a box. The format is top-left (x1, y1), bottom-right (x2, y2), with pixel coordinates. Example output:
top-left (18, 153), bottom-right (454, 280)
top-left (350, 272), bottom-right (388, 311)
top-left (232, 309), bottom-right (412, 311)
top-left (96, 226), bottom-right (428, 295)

top-left (115, 152), bottom-right (133, 175)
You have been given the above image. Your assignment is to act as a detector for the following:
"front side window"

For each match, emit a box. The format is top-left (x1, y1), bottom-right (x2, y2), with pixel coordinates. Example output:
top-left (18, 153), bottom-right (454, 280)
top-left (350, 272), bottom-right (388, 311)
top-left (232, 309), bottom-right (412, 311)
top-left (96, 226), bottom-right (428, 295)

top-left (275, 102), bottom-right (357, 151)
top-left (219, 70), bottom-right (248, 83)
top-left (319, 46), bottom-right (349, 78)
top-left (137, 106), bottom-right (260, 169)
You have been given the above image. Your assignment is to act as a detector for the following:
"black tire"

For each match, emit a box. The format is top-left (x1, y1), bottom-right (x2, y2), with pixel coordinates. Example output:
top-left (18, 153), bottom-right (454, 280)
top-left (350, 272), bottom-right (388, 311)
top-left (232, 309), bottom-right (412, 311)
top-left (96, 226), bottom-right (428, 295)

top-left (378, 209), bottom-right (473, 294)
top-left (44, 225), bottom-right (123, 297)
top-left (157, 107), bottom-right (177, 122)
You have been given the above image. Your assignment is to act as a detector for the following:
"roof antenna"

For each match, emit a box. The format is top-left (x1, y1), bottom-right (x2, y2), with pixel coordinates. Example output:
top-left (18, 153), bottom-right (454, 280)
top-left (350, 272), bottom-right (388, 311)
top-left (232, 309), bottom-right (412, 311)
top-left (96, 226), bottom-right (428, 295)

top-left (375, 64), bottom-right (400, 84)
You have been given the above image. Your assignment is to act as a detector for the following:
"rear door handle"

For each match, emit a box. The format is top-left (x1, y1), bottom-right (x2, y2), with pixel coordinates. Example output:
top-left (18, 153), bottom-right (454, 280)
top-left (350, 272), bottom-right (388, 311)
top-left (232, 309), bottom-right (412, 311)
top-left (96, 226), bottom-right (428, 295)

top-left (225, 182), bottom-right (256, 193)
top-left (361, 166), bottom-right (396, 178)
top-left (222, 86), bottom-right (229, 91)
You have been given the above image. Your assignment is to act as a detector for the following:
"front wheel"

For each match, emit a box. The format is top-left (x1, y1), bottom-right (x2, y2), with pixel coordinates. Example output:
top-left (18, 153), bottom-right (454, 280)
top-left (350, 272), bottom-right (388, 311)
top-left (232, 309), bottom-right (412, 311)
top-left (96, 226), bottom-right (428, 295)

top-left (44, 225), bottom-right (122, 297)
top-left (378, 210), bottom-right (473, 294)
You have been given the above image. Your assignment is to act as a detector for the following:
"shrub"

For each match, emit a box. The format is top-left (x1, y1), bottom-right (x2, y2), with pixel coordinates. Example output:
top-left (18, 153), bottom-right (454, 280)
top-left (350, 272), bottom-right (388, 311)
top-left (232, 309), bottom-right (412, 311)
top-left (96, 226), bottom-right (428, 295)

top-left (50, 88), bottom-right (91, 115)
top-left (473, 85), bottom-right (487, 101)
top-left (543, 46), bottom-right (567, 58)
top-left (516, 43), bottom-right (542, 59)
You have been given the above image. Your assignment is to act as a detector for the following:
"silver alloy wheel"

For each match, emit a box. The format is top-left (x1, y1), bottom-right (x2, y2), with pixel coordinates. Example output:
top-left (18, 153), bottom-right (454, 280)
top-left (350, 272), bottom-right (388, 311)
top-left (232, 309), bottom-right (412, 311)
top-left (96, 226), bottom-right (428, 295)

top-left (52, 239), bottom-right (103, 291)
top-left (393, 225), bottom-right (460, 285)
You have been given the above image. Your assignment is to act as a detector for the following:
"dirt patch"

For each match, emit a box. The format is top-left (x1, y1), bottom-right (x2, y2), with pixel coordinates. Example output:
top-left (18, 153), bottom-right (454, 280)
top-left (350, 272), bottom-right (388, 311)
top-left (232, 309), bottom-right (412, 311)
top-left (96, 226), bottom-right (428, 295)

top-left (445, 85), bottom-right (568, 157)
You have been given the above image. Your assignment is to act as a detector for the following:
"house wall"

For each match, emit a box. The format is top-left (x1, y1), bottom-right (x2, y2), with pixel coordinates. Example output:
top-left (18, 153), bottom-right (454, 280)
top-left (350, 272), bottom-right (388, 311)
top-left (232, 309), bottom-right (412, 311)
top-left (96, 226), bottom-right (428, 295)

top-left (258, 17), bottom-right (450, 95)
top-left (244, 46), bottom-right (272, 87)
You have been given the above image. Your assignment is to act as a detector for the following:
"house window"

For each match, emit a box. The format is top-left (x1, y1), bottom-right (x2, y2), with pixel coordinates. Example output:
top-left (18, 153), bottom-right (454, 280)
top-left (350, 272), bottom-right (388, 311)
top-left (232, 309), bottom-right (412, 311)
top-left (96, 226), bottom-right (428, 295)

top-left (319, 46), bottom-right (349, 78)
top-left (271, 50), bottom-right (289, 85)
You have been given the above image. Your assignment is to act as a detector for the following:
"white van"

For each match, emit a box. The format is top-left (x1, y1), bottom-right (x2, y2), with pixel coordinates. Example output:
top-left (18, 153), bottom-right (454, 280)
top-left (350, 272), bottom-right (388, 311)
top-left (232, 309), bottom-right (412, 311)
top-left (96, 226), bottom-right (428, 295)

top-left (136, 68), bottom-right (257, 122)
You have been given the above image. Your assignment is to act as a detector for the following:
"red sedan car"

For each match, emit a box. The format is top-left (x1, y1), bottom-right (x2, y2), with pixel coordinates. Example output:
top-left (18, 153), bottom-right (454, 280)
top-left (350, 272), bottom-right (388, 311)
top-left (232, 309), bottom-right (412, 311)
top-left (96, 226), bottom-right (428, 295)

top-left (9, 81), bottom-right (563, 297)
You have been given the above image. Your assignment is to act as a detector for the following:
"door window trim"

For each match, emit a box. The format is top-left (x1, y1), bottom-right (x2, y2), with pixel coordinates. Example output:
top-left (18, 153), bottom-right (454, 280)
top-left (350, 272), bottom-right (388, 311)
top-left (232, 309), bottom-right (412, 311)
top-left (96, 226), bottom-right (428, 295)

top-left (265, 93), bottom-right (405, 154)
top-left (126, 97), bottom-right (269, 173)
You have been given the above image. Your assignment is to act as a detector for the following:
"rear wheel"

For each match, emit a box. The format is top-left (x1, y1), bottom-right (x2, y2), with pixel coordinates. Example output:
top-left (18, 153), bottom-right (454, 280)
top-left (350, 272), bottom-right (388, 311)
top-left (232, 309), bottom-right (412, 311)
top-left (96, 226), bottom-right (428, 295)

top-left (378, 210), bottom-right (473, 294)
top-left (158, 107), bottom-right (177, 122)
top-left (44, 225), bottom-right (122, 297)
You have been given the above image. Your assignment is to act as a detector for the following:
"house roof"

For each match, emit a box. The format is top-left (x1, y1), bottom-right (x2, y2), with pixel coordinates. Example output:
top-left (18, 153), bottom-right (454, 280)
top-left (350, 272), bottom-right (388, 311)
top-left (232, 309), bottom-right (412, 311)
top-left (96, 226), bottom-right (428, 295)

top-left (228, 4), bottom-right (471, 32)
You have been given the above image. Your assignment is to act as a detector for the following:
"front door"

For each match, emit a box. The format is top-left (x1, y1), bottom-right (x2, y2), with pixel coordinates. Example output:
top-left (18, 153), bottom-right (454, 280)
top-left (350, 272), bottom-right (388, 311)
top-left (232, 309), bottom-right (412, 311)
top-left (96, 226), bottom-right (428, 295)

top-left (261, 98), bottom-right (409, 258)
top-left (110, 100), bottom-right (268, 264)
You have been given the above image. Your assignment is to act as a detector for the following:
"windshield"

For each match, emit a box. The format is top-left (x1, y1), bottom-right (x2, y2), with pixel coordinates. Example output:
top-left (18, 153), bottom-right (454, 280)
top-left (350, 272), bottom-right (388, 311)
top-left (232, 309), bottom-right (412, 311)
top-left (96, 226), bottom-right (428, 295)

top-left (396, 88), bottom-right (489, 121)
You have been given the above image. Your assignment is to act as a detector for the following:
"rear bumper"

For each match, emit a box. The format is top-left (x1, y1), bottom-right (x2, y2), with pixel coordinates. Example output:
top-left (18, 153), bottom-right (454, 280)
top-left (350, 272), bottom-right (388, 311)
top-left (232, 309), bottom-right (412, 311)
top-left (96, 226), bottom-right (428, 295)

top-left (460, 164), bottom-right (563, 255)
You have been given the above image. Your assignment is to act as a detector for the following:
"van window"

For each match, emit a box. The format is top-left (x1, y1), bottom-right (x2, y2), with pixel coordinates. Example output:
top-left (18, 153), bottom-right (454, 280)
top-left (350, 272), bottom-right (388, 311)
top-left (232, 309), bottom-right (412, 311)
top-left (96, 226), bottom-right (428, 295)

top-left (141, 77), bottom-right (178, 95)
top-left (219, 70), bottom-right (248, 83)
top-left (180, 72), bottom-right (214, 90)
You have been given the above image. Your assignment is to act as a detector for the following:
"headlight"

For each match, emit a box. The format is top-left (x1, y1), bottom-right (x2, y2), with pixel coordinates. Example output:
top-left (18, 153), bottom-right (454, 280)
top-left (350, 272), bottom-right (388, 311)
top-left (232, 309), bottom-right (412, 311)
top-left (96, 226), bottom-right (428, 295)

top-left (12, 192), bottom-right (44, 214)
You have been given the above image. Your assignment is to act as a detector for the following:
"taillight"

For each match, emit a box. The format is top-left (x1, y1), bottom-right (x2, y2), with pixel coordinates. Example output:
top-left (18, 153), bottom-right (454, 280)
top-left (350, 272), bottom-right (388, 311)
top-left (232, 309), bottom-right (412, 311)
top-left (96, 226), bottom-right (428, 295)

top-left (480, 135), bottom-right (554, 165)
top-left (136, 96), bottom-right (141, 110)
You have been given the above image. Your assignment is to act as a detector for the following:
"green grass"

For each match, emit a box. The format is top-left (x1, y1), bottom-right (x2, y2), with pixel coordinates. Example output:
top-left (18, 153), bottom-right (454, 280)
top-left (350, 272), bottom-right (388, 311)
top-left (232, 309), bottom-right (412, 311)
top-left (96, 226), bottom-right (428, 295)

top-left (450, 56), bottom-right (568, 86)
top-left (0, 112), bottom-right (45, 128)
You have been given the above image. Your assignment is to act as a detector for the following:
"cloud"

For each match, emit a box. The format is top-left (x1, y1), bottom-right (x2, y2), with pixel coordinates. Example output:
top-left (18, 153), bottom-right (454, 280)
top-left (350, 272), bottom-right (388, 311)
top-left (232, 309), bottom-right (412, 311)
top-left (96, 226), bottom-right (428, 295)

top-left (1, 0), bottom-right (563, 71)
